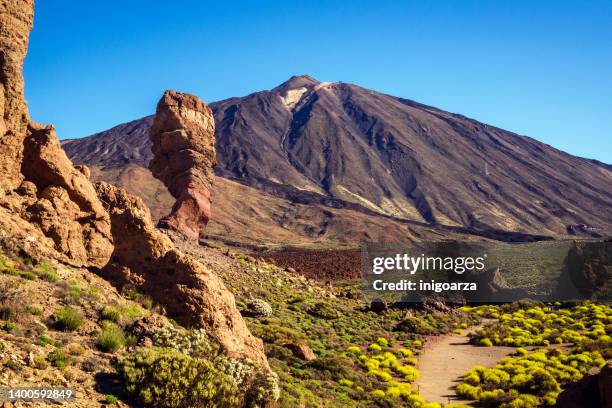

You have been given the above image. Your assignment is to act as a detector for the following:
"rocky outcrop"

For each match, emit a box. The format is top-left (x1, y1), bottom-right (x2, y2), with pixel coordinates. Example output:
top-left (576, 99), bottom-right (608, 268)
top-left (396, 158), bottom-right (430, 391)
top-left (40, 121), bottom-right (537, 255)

top-left (95, 182), bottom-right (268, 368)
top-left (0, 0), bottom-right (269, 372)
top-left (555, 240), bottom-right (612, 302)
top-left (284, 343), bottom-right (316, 361)
top-left (0, 0), bottom-right (33, 189)
top-left (0, 0), bottom-right (112, 267)
top-left (555, 361), bottom-right (612, 408)
top-left (149, 91), bottom-right (216, 241)
top-left (464, 267), bottom-right (530, 303)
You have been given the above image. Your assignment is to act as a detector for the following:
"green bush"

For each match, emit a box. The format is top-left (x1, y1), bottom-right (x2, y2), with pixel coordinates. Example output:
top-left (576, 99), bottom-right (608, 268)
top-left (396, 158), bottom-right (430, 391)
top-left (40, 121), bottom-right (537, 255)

top-left (117, 347), bottom-right (241, 408)
top-left (152, 326), bottom-right (215, 358)
top-left (456, 347), bottom-right (604, 407)
top-left (97, 321), bottom-right (126, 352)
top-left (0, 256), bottom-right (17, 275)
top-left (101, 305), bottom-right (122, 323)
top-left (18, 271), bottom-right (36, 280)
top-left (40, 335), bottom-right (62, 347)
top-left (0, 305), bottom-right (17, 320)
top-left (104, 394), bottom-right (118, 404)
top-left (308, 302), bottom-right (340, 320)
top-left (395, 316), bottom-right (435, 335)
top-left (28, 305), bottom-right (43, 315)
top-left (250, 324), bottom-right (306, 345)
top-left (35, 263), bottom-right (59, 282)
top-left (47, 348), bottom-right (72, 368)
top-left (140, 296), bottom-right (153, 310)
top-left (247, 299), bottom-right (273, 317)
top-left (305, 355), bottom-right (354, 381)
top-left (3, 321), bottom-right (15, 332)
top-left (479, 338), bottom-right (493, 347)
top-left (101, 304), bottom-right (145, 325)
top-left (123, 288), bottom-right (153, 309)
top-left (53, 307), bottom-right (84, 331)
top-left (31, 355), bottom-right (49, 369)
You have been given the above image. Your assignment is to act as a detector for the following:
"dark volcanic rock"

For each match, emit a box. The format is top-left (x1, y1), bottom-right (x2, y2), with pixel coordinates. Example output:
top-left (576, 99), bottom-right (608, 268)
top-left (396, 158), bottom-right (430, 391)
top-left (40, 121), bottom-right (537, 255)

top-left (62, 116), bottom-right (154, 168)
top-left (555, 362), bottom-right (612, 408)
top-left (466, 267), bottom-right (530, 303)
top-left (148, 91), bottom-right (216, 241)
top-left (555, 240), bottom-right (612, 302)
top-left (370, 298), bottom-right (388, 314)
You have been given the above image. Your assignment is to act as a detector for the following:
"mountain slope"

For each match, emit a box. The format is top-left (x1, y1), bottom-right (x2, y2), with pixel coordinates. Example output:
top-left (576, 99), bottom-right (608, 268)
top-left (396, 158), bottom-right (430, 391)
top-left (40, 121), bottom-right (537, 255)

top-left (63, 75), bottom-right (612, 240)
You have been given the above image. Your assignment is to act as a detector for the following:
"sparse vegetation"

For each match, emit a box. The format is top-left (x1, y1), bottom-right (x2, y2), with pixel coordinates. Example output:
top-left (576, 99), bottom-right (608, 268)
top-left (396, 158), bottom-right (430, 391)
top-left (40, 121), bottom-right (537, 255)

top-left (308, 301), bottom-right (340, 320)
top-left (53, 306), bottom-right (84, 331)
top-left (1, 240), bottom-right (608, 408)
top-left (46, 348), bottom-right (72, 369)
top-left (40, 334), bottom-right (62, 347)
top-left (396, 316), bottom-right (435, 335)
top-left (0, 255), bottom-right (18, 275)
top-left (31, 354), bottom-right (49, 369)
top-left (101, 303), bottom-right (146, 326)
top-left (96, 321), bottom-right (126, 352)
top-left (35, 263), bottom-right (59, 282)
top-left (123, 287), bottom-right (153, 309)
top-left (28, 304), bottom-right (43, 315)
top-left (18, 270), bottom-right (36, 280)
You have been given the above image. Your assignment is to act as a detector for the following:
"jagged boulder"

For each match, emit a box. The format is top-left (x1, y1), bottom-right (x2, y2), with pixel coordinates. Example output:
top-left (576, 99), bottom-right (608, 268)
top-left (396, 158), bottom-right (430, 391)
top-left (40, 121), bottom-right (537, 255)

top-left (555, 361), bottom-right (612, 408)
top-left (95, 182), bottom-right (268, 368)
top-left (0, 0), bottom-right (113, 267)
top-left (148, 91), bottom-right (216, 241)
top-left (465, 267), bottom-right (530, 303)
top-left (555, 240), bottom-right (611, 302)
top-left (22, 123), bottom-right (113, 266)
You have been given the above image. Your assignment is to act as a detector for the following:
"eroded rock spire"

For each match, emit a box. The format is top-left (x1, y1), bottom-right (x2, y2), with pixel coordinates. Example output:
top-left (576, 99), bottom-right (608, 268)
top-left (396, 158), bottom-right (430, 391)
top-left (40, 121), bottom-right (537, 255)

top-left (149, 91), bottom-right (216, 241)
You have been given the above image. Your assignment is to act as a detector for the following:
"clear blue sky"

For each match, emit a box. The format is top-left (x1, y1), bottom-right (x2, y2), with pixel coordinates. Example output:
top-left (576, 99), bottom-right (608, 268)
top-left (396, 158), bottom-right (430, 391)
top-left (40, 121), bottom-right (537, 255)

top-left (25, 0), bottom-right (611, 163)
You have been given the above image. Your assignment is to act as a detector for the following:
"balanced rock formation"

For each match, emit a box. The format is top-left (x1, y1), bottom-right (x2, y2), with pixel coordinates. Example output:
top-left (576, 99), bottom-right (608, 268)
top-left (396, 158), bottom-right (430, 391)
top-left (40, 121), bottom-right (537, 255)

top-left (0, 0), bottom-right (112, 267)
top-left (149, 91), bottom-right (216, 241)
top-left (95, 182), bottom-right (268, 368)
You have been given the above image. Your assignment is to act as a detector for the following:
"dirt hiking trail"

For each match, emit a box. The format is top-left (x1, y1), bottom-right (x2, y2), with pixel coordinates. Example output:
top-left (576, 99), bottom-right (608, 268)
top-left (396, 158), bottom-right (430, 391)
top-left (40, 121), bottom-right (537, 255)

top-left (415, 327), bottom-right (516, 405)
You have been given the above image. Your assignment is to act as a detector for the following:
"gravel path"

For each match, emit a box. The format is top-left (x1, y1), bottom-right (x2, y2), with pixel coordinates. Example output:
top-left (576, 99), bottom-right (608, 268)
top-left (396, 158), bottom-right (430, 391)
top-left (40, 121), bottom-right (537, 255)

top-left (415, 327), bottom-right (516, 405)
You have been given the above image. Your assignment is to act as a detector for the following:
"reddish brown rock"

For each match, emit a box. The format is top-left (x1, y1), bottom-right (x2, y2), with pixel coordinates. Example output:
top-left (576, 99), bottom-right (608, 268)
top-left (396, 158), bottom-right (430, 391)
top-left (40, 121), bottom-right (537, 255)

top-left (284, 343), bottom-right (316, 361)
top-left (0, 0), bottom-right (34, 190)
top-left (0, 0), bottom-right (269, 374)
top-left (148, 90), bottom-right (216, 241)
top-left (22, 124), bottom-right (113, 267)
top-left (0, 0), bottom-right (113, 267)
top-left (95, 182), bottom-right (268, 368)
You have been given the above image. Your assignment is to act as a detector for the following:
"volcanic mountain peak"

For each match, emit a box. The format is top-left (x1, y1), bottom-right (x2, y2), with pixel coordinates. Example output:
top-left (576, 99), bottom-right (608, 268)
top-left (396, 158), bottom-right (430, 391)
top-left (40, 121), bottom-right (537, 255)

top-left (63, 76), bottom-right (612, 242)
top-left (273, 75), bottom-right (336, 110)
top-left (274, 74), bottom-right (320, 91)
